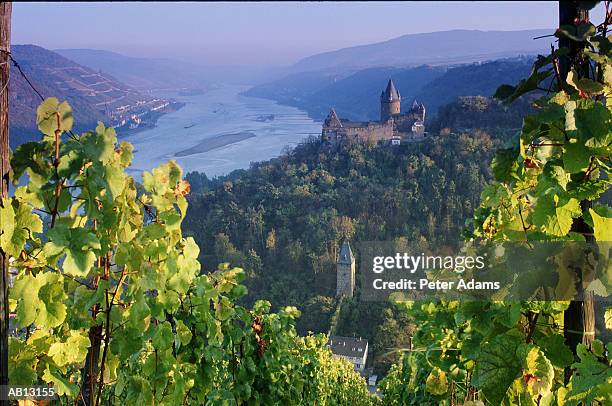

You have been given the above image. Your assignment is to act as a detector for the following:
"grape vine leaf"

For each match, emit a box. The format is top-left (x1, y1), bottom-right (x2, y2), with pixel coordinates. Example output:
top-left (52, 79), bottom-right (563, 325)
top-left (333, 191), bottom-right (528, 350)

top-left (36, 97), bottom-right (74, 137)
top-left (588, 208), bottom-right (611, 241)
top-left (45, 226), bottom-right (101, 276)
top-left (473, 331), bottom-right (523, 404)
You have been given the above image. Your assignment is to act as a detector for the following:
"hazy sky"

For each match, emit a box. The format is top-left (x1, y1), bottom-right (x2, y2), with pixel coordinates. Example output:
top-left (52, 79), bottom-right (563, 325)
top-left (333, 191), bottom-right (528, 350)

top-left (12, 2), bottom-right (608, 66)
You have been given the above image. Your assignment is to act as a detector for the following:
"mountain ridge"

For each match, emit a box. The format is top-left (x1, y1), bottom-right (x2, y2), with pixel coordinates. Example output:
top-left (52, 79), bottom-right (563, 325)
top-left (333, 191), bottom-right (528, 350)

top-left (291, 29), bottom-right (551, 72)
top-left (54, 48), bottom-right (210, 91)
top-left (246, 57), bottom-right (534, 122)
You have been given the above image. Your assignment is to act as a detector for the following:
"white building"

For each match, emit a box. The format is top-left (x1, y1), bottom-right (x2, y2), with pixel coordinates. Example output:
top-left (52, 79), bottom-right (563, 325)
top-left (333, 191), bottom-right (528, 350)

top-left (328, 335), bottom-right (368, 373)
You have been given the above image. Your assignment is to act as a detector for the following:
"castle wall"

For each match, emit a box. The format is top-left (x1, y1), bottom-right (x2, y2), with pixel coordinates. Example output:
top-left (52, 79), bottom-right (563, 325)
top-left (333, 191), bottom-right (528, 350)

top-left (342, 122), bottom-right (394, 142)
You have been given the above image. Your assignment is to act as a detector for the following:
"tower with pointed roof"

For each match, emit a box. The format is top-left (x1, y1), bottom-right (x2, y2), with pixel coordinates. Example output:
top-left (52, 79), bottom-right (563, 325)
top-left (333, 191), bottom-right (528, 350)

top-left (321, 78), bottom-right (427, 147)
top-left (336, 240), bottom-right (355, 298)
top-left (380, 79), bottom-right (401, 122)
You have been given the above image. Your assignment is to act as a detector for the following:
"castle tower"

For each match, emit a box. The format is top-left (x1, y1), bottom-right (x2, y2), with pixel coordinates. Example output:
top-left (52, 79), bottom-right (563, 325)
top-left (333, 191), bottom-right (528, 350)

top-left (380, 79), bottom-right (401, 122)
top-left (322, 108), bottom-right (343, 145)
top-left (410, 99), bottom-right (426, 123)
top-left (336, 240), bottom-right (355, 298)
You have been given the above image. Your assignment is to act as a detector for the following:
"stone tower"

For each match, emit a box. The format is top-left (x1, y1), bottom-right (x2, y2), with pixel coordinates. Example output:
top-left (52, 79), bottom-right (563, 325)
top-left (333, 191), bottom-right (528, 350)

top-left (336, 240), bottom-right (355, 298)
top-left (380, 79), bottom-right (401, 122)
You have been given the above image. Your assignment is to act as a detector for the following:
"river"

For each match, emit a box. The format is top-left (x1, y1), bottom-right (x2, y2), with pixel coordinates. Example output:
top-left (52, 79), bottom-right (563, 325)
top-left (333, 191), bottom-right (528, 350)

top-left (119, 84), bottom-right (322, 179)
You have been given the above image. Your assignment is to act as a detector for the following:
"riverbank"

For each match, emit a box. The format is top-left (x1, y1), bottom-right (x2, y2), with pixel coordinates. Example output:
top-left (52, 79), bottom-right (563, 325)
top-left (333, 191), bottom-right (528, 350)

top-left (116, 101), bottom-right (186, 137)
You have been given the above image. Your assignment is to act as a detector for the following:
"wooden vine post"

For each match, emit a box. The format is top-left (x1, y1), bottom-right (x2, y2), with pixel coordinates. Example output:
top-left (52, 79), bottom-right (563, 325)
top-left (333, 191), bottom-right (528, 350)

top-left (557, 1), bottom-right (597, 375)
top-left (0, 2), bottom-right (12, 404)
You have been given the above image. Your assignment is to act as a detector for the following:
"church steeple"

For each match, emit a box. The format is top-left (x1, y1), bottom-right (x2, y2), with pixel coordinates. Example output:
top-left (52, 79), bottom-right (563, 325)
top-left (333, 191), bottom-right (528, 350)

top-left (380, 79), bottom-right (401, 122)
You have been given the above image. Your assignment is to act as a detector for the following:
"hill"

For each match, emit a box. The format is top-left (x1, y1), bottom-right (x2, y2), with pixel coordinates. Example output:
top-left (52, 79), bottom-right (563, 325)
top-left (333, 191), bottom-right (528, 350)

top-left (54, 49), bottom-right (210, 91)
top-left (55, 48), bottom-right (290, 89)
top-left (9, 45), bottom-right (174, 147)
top-left (246, 57), bottom-right (533, 122)
top-left (291, 29), bottom-right (551, 72)
top-left (413, 57), bottom-right (534, 115)
top-left (245, 65), bottom-right (446, 121)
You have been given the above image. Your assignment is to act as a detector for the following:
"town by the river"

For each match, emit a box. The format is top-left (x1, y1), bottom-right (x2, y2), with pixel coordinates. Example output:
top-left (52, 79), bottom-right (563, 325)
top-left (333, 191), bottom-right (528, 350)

top-left (119, 84), bottom-right (322, 179)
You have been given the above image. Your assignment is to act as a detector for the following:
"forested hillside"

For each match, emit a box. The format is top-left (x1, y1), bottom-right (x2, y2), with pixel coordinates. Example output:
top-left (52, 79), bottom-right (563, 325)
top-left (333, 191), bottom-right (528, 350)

top-left (413, 57), bottom-right (534, 114)
top-left (246, 57), bottom-right (534, 122)
top-left (182, 124), bottom-right (503, 372)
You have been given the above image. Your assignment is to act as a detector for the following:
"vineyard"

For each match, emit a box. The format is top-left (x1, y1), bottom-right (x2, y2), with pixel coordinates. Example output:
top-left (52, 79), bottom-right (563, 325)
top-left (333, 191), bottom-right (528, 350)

top-left (1, 2), bottom-right (611, 406)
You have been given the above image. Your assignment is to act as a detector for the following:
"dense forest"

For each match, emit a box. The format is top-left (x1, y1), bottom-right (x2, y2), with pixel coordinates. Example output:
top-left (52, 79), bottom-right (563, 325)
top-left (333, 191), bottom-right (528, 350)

top-left (182, 104), bottom-right (511, 372)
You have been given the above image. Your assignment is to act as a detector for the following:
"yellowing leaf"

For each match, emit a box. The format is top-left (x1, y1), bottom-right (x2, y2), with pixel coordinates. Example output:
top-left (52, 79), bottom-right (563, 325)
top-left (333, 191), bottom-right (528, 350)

top-left (425, 368), bottom-right (448, 395)
top-left (589, 209), bottom-right (611, 241)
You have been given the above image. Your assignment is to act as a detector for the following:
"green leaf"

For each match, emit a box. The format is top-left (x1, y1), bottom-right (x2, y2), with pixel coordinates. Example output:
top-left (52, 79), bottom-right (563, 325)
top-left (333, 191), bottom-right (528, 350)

top-left (556, 23), bottom-right (596, 42)
top-left (152, 322), bottom-right (174, 350)
top-left (128, 292), bottom-right (150, 332)
top-left (35, 272), bottom-right (68, 328)
top-left (494, 84), bottom-right (517, 101)
top-left (105, 163), bottom-right (126, 198)
top-left (566, 180), bottom-right (609, 201)
top-left (110, 327), bottom-right (144, 359)
top-left (0, 198), bottom-right (43, 257)
top-left (491, 148), bottom-right (520, 182)
top-left (0, 200), bottom-right (16, 254)
top-left (10, 272), bottom-right (67, 328)
top-left (10, 274), bottom-right (39, 327)
top-left (544, 164), bottom-right (571, 191)
top-left (125, 376), bottom-right (153, 405)
top-left (57, 147), bottom-right (85, 178)
top-left (532, 195), bottom-right (581, 236)
top-left (473, 331), bottom-right (523, 404)
top-left (48, 330), bottom-right (90, 367)
top-left (564, 343), bottom-right (612, 404)
top-left (175, 320), bottom-right (192, 346)
top-left (36, 97), bottom-right (74, 137)
top-left (45, 226), bottom-right (101, 276)
top-left (10, 141), bottom-right (53, 185)
top-left (538, 334), bottom-right (573, 369)
top-left (574, 101), bottom-right (611, 148)
top-left (493, 302), bottom-right (522, 328)
top-left (42, 365), bottom-right (79, 397)
top-left (563, 144), bottom-right (593, 177)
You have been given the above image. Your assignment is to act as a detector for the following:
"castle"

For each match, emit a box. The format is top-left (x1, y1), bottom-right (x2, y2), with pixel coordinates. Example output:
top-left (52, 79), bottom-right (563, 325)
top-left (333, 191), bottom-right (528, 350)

top-left (322, 79), bottom-right (426, 147)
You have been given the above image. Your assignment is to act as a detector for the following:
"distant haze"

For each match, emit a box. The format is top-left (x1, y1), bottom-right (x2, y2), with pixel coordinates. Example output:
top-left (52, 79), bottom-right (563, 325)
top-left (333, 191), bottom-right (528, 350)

top-left (11, 2), bottom-right (607, 66)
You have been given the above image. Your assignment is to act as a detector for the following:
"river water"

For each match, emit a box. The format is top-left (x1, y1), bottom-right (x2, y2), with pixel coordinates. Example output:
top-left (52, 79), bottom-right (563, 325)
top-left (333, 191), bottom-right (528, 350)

top-left (120, 84), bottom-right (322, 179)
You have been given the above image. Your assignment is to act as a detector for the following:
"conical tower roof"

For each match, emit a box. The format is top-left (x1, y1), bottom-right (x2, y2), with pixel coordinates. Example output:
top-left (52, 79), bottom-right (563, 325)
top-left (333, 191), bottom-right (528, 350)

top-left (325, 108), bottom-right (342, 127)
top-left (338, 240), bottom-right (354, 264)
top-left (382, 79), bottom-right (400, 102)
top-left (411, 99), bottom-right (425, 112)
